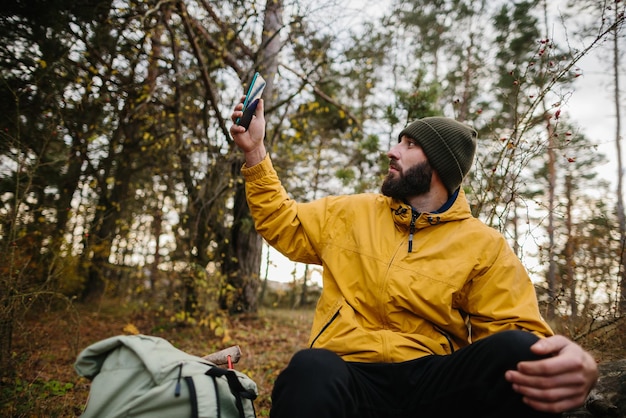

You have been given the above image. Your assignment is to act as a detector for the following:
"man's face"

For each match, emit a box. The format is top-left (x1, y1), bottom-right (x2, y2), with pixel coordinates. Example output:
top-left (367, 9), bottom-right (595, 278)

top-left (381, 136), bottom-right (433, 201)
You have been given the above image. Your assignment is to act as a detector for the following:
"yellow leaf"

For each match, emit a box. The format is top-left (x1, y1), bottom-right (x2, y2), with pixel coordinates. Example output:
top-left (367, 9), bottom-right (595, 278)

top-left (214, 326), bottom-right (224, 337)
top-left (123, 323), bottom-right (140, 335)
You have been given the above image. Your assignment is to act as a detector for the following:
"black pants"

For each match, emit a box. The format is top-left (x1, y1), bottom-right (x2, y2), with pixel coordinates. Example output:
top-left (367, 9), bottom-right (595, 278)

top-left (270, 330), bottom-right (561, 418)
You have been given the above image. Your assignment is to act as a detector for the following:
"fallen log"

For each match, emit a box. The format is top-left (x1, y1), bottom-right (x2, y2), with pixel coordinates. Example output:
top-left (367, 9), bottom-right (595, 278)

top-left (202, 345), bottom-right (242, 366)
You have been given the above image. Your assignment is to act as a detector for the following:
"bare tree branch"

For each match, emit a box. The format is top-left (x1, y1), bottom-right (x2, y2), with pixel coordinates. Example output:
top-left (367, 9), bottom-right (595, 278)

top-left (280, 63), bottom-right (362, 130)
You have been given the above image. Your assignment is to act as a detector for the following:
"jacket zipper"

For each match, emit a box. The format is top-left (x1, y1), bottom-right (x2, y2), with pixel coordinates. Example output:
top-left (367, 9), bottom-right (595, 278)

top-left (309, 308), bottom-right (341, 348)
top-left (408, 208), bottom-right (418, 252)
top-left (174, 362), bottom-right (183, 397)
top-left (435, 327), bottom-right (455, 354)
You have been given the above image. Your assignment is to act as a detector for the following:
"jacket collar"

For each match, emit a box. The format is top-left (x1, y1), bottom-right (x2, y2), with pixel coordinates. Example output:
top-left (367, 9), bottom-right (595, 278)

top-left (389, 188), bottom-right (472, 230)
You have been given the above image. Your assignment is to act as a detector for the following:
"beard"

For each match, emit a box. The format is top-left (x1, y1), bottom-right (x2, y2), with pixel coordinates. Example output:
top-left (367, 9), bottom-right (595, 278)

top-left (381, 160), bottom-right (433, 201)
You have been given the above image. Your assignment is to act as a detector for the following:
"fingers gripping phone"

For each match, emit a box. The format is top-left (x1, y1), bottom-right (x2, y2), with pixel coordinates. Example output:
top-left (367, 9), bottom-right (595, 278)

top-left (236, 72), bottom-right (266, 130)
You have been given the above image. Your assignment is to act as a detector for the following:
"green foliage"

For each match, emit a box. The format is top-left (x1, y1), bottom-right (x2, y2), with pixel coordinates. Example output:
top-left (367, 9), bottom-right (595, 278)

top-left (395, 69), bottom-right (442, 122)
top-left (1, 377), bottom-right (76, 417)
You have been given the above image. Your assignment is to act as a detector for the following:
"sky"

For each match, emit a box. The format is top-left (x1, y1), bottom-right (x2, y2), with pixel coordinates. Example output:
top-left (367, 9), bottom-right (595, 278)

top-left (564, 53), bottom-right (618, 183)
top-left (549, 0), bottom-right (621, 186)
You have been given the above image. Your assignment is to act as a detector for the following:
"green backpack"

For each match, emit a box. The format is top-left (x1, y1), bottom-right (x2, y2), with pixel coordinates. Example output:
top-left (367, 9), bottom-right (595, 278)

top-left (74, 335), bottom-right (257, 418)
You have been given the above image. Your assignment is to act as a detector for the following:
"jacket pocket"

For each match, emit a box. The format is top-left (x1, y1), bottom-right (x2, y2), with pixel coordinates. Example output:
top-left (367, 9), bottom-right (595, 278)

top-left (434, 326), bottom-right (455, 354)
top-left (309, 298), bottom-right (343, 348)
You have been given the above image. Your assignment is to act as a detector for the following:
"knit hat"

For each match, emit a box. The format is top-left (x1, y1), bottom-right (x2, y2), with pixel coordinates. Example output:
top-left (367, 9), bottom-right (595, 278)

top-left (398, 117), bottom-right (477, 194)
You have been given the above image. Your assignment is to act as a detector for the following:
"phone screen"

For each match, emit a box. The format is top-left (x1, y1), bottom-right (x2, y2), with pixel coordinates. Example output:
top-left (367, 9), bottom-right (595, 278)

top-left (236, 72), bottom-right (266, 129)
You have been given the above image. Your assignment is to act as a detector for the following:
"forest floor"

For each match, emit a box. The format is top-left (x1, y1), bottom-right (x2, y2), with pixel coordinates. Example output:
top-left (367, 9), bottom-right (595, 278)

top-left (1, 299), bottom-right (314, 417)
top-left (1, 298), bottom-right (624, 417)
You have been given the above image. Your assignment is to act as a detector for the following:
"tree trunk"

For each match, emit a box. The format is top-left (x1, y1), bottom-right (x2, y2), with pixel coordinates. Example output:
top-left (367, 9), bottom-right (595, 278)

top-left (546, 115), bottom-right (557, 320)
top-left (0, 293), bottom-right (15, 380)
top-left (611, 9), bottom-right (626, 317)
top-left (80, 124), bottom-right (134, 302)
top-left (81, 170), bottom-right (131, 302)
top-left (150, 203), bottom-right (163, 293)
top-left (565, 174), bottom-right (577, 318)
top-left (299, 264), bottom-right (309, 308)
top-left (219, 0), bottom-right (284, 314)
top-left (259, 244), bottom-right (271, 306)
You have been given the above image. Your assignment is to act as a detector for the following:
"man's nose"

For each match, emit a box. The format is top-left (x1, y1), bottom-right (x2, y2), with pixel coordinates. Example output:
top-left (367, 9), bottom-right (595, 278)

top-left (387, 143), bottom-right (400, 159)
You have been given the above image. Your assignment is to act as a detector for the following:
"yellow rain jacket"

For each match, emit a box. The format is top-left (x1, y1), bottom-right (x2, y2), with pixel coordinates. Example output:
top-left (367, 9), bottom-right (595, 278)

top-left (243, 156), bottom-right (553, 363)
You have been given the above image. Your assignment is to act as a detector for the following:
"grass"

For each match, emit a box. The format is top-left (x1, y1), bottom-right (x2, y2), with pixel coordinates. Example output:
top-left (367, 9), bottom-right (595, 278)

top-left (0, 301), bottom-right (314, 417)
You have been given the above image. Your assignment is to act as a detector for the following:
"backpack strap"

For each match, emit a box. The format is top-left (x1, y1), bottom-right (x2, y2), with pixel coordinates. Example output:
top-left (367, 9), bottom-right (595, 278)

top-left (205, 367), bottom-right (257, 418)
top-left (184, 376), bottom-right (199, 418)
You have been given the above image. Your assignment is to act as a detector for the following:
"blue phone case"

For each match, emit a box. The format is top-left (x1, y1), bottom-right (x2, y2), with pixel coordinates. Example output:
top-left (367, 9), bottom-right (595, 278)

top-left (236, 72), bottom-right (266, 130)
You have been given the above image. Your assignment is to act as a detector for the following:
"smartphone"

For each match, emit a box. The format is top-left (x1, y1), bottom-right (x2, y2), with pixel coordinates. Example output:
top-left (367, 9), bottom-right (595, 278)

top-left (236, 72), bottom-right (266, 130)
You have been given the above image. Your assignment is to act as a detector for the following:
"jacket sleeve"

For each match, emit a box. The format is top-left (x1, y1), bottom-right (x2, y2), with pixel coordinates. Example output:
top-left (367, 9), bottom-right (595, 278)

top-left (241, 155), bottom-right (323, 265)
top-left (463, 236), bottom-right (554, 341)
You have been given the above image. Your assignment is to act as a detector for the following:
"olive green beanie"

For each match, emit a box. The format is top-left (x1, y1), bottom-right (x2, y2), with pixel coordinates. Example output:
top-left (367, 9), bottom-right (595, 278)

top-left (398, 117), bottom-right (477, 194)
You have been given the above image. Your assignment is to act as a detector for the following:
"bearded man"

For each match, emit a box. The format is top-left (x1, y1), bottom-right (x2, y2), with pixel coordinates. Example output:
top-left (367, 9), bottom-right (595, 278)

top-left (230, 99), bottom-right (598, 418)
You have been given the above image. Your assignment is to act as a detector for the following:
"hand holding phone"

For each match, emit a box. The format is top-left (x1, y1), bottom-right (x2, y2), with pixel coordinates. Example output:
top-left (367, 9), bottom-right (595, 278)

top-left (236, 72), bottom-right (266, 130)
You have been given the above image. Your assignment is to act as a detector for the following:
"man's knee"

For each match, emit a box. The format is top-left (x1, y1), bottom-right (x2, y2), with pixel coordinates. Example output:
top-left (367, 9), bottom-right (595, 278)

top-left (273, 348), bottom-right (352, 396)
top-left (484, 330), bottom-right (543, 361)
top-left (271, 349), bottom-right (355, 418)
top-left (286, 348), bottom-right (346, 375)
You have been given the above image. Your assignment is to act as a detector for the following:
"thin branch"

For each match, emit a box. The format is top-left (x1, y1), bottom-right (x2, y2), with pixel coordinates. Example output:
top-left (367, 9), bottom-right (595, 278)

top-left (181, 1), bottom-right (245, 75)
top-left (280, 63), bottom-right (362, 130)
top-left (178, 1), bottom-right (231, 144)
